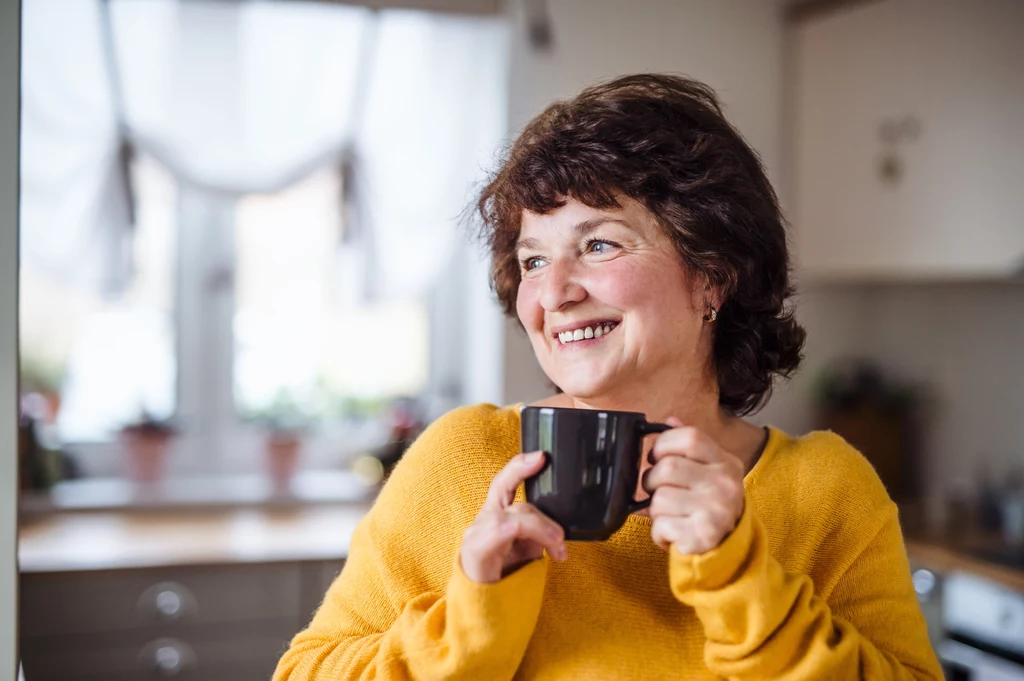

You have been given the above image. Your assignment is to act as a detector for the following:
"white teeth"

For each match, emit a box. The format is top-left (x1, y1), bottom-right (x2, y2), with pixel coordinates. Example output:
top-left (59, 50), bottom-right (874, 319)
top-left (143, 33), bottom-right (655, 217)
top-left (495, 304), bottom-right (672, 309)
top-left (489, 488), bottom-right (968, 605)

top-left (557, 322), bottom-right (617, 344)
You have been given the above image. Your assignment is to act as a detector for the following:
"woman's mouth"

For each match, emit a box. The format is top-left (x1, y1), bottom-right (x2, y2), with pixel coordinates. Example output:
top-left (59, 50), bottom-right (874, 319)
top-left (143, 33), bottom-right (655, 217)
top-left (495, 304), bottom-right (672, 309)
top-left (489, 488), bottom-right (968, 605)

top-left (555, 321), bottom-right (619, 345)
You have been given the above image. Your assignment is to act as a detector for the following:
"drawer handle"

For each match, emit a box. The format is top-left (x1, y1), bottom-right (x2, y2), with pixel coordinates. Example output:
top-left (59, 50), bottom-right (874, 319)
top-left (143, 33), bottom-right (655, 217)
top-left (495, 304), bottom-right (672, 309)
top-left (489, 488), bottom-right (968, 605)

top-left (139, 638), bottom-right (197, 677)
top-left (156, 590), bottom-right (183, 618)
top-left (137, 582), bottom-right (198, 623)
top-left (912, 569), bottom-right (937, 600)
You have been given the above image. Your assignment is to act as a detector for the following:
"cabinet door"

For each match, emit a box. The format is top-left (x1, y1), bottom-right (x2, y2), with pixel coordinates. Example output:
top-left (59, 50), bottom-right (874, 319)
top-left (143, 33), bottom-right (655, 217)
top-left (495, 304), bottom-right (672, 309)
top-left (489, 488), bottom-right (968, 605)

top-left (792, 0), bottom-right (1024, 280)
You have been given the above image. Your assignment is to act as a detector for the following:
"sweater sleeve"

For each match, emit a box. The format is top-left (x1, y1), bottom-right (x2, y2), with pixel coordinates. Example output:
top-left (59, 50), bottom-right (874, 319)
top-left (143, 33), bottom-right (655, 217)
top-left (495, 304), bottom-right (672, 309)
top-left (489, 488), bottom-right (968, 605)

top-left (272, 406), bottom-right (547, 681)
top-left (669, 500), bottom-right (943, 680)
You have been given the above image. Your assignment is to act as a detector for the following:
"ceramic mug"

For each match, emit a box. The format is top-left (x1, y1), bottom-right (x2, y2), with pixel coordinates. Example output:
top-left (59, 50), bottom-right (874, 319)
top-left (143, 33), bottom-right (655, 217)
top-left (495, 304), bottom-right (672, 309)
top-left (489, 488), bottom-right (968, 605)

top-left (521, 406), bottom-right (670, 541)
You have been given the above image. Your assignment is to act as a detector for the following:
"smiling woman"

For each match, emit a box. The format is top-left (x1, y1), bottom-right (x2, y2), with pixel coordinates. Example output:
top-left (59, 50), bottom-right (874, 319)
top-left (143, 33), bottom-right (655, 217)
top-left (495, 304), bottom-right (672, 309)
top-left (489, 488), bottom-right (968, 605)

top-left (483, 75), bottom-right (804, 417)
top-left (273, 75), bottom-right (943, 681)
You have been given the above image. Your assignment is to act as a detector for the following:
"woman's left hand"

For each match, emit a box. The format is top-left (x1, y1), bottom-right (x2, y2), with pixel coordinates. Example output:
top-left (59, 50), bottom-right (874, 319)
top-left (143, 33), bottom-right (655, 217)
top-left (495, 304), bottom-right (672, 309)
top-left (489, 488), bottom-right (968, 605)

top-left (643, 418), bottom-right (746, 555)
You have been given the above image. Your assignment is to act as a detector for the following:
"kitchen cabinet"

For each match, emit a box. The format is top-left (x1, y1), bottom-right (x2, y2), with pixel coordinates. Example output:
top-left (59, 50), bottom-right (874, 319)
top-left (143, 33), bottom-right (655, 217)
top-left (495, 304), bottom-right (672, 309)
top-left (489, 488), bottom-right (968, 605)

top-left (17, 505), bottom-right (367, 681)
top-left (790, 0), bottom-right (1024, 281)
top-left (20, 560), bottom-right (344, 681)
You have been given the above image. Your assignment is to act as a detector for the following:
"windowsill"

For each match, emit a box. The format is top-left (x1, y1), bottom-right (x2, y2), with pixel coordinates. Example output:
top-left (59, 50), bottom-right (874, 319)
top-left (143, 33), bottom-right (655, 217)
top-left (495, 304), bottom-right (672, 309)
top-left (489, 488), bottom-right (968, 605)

top-left (19, 469), bottom-right (379, 516)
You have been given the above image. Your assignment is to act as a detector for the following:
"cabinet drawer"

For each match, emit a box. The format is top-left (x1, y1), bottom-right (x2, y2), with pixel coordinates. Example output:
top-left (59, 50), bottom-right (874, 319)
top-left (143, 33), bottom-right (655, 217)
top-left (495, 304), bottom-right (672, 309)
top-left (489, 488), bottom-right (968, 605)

top-left (21, 620), bottom-right (294, 681)
top-left (21, 563), bottom-right (302, 637)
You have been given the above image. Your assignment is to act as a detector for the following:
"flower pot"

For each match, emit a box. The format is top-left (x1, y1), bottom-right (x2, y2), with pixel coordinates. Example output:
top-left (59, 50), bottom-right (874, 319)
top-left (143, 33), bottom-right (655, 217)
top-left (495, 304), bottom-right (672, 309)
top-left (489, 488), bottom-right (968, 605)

top-left (265, 433), bottom-right (302, 489)
top-left (119, 430), bottom-right (174, 483)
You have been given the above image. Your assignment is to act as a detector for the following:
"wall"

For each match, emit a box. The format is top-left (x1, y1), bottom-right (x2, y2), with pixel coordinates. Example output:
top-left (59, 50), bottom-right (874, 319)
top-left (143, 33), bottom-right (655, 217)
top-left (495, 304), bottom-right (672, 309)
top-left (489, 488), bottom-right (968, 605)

top-left (1, 0), bottom-right (20, 676)
top-left (501, 0), bottom-right (787, 405)
top-left (760, 281), bottom-right (1024, 521)
top-left (496, 3), bottom-right (1024, 523)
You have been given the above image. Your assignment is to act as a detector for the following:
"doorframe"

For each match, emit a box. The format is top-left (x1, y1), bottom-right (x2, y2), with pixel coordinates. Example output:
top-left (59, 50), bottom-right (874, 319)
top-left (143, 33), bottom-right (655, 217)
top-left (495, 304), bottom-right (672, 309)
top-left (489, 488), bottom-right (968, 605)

top-left (1, 0), bottom-right (22, 677)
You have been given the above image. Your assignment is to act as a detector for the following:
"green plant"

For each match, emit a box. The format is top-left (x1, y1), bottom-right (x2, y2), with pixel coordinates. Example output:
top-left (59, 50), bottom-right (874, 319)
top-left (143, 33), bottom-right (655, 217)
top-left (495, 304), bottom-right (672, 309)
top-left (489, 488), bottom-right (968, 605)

top-left (242, 389), bottom-right (315, 435)
top-left (19, 355), bottom-right (65, 395)
top-left (811, 358), bottom-right (925, 414)
top-left (119, 410), bottom-right (177, 437)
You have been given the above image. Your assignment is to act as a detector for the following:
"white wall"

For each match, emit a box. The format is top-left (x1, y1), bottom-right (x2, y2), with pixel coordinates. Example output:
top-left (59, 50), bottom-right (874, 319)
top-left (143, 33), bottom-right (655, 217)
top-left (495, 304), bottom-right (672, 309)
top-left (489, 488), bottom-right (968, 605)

top-left (760, 281), bottom-right (1024, 522)
top-left (501, 0), bottom-right (786, 404)
top-left (1, 0), bottom-right (20, 677)
top-left (754, 284), bottom-right (875, 434)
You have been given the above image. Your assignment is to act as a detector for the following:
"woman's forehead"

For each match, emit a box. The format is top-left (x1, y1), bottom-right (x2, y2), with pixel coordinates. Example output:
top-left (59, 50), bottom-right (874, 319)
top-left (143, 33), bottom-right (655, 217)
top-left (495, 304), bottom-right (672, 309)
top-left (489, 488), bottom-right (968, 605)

top-left (518, 196), bottom-right (656, 242)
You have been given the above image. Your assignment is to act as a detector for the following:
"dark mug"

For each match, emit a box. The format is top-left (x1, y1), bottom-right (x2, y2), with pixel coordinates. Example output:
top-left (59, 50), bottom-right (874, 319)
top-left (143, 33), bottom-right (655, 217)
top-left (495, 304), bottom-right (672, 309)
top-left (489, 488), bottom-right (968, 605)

top-left (521, 406), bottom-right (671, 541)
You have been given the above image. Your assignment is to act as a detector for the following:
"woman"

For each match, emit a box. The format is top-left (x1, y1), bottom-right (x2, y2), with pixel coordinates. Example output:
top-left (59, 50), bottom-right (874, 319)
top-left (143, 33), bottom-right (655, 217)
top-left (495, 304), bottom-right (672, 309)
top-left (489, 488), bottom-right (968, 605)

top-left (274, 74), bottom-right (942, 680)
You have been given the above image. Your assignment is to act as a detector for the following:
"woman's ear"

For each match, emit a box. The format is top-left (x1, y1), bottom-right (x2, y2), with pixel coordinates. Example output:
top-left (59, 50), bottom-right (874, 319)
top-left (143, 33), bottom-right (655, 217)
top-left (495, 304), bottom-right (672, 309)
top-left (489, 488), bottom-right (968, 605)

top-left (698, 276), bottom-right (725, 312)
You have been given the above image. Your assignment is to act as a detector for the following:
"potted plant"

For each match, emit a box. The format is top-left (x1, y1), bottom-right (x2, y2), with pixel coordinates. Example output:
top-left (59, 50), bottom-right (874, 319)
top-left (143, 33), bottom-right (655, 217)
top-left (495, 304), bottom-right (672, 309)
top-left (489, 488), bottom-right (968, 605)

top-left (19, 356), bottom-right (66, 424)
top-left (118, 411), bottom-right (177, 484)
top-left (245, 391), bottom-right (313, 490)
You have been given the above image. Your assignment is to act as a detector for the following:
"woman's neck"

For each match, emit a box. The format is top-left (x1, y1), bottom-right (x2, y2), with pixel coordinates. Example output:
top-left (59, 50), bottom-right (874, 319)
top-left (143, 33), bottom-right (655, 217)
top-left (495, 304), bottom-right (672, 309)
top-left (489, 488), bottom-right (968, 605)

top-left (532, 375), bottom-right (766, 470)
top-left (572, 370), bottom-right (727, 435)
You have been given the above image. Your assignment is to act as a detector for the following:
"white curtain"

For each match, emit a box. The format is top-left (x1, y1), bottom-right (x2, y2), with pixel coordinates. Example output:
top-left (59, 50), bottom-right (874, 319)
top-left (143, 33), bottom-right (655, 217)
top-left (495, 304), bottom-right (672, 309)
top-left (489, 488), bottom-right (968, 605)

top-left (21, 0), bottom-right (508, 300)
top-left (21, 0), bottom-right (132, 295)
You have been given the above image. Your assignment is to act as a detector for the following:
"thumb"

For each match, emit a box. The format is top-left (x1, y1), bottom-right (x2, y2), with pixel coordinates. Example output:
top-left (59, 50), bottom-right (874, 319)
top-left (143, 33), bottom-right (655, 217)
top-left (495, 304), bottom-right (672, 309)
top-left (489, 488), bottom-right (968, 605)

top-left (665, 416), bottom-right (684, 428)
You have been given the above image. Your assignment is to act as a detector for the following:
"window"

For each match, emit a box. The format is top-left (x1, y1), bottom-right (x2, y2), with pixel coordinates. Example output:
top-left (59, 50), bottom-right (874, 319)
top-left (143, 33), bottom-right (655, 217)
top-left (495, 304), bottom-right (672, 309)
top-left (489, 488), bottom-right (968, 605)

top-left (21, 154), bottom-right (177, 443)
top-left (20, 0), bottom-right (507, 478)
top-left (234, 168), bottom-right (430, 423)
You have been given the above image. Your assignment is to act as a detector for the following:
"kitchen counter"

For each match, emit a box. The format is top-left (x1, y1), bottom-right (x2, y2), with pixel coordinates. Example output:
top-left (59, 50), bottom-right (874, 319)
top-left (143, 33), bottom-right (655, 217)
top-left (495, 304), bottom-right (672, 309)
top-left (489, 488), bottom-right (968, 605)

top-left (22, 497), bottom-right (1023, 592)
top-left (18, 503), bottom-right (371, 573)
top-left (905, 535), bottom-right (1024, 594)
top-left (19, 470), bottom-right (377, 515)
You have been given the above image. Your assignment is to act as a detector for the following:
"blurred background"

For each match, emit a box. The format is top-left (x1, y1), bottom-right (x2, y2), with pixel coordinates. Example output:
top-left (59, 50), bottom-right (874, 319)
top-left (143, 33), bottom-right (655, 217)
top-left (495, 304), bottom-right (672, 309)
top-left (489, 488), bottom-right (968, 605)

top-left (15, 0), bottom-right (1024, 679)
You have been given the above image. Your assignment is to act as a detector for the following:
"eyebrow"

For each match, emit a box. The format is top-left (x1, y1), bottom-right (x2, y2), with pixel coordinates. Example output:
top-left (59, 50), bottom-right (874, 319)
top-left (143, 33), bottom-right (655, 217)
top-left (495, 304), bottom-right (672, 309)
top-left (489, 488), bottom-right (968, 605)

top-left (515, 217), bottom-right (630, 252)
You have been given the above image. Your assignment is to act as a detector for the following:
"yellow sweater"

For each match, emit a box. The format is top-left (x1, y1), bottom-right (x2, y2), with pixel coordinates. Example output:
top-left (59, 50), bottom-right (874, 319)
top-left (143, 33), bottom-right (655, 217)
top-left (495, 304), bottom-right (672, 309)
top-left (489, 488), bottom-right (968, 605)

top-left (274, 404), bottom-right (942, 680)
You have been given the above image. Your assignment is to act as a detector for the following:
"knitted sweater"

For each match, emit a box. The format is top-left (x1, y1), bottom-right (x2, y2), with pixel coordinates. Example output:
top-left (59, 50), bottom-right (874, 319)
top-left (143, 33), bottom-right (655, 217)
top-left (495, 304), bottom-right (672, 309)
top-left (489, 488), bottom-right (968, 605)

top-left (273, 403), bottom-right (942, 680)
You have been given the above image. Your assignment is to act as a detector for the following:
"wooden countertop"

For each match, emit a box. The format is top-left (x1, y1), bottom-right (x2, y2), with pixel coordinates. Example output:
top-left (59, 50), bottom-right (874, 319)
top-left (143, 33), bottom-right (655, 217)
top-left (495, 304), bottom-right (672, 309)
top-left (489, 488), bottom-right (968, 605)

top-left (905, 535), bottom-right (1024, 594)
top-left (18, 504), bottom-right (371, 573)
top-left (21, 500), bottom-right (1024, 594)
top-left (19, 470), bottom-right (377, 515)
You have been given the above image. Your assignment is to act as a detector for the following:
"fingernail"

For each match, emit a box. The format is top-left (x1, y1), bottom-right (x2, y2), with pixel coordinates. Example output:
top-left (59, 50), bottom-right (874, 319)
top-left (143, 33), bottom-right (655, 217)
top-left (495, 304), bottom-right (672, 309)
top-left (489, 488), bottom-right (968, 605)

top-left (526, 450), bottom-right (544, 462)
top-left (555, 544), bottom-right (568, 561)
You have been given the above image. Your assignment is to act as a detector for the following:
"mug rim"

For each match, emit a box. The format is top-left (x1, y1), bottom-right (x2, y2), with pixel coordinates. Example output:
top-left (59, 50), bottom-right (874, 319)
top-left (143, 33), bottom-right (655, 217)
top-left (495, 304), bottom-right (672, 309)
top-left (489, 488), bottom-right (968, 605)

top-left (521, 405), bottom-right (649, 419)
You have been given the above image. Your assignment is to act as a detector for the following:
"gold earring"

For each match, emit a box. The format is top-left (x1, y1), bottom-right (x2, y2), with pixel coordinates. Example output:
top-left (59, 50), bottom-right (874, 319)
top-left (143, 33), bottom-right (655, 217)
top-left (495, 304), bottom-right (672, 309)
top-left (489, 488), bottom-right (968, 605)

top-left (703, 307), bottom-right (718, 323)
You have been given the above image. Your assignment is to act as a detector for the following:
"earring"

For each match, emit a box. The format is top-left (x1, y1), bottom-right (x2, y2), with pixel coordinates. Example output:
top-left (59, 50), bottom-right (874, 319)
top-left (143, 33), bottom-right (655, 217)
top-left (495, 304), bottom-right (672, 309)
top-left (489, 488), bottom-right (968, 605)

top-left (704, 307), bottom-right (718, 323)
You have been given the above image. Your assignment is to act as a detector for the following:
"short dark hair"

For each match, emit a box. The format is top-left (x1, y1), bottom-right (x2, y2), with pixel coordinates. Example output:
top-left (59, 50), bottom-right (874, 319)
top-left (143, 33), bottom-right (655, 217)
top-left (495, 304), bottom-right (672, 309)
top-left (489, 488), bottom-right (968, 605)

top-left (476, 73), bottom-right (805, 415)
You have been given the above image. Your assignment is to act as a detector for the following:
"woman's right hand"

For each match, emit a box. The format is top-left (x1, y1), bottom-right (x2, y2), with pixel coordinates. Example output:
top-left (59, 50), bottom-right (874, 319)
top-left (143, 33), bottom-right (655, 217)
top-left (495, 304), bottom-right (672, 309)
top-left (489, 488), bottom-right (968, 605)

top-left (459, 450), bottom-right (568, 584)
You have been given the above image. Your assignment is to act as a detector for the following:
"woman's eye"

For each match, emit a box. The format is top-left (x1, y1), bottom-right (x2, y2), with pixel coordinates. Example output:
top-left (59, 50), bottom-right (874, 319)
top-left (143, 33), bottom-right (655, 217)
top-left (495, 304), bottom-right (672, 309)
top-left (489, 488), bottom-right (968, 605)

top-left (521, 256), bottom-right (545, 271)
top-left (587, 239), bottom-right (617, 254)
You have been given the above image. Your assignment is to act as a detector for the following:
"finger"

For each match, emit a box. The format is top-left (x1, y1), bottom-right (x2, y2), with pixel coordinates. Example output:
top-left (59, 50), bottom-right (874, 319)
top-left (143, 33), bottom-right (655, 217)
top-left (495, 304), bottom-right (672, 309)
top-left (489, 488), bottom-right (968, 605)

top-left (461, 515), bottom-right (520, 582)
top-left (651, 515), bottom-right (690, 552)
top-left (647, 484), bottom-right (694, 517)
top-left (484, 451), bottom-right (547, 510)
top-left (507, 503), bottom-right (565, 543)
top-left (504, 505), bottom-right (567, 560)
top-left (648, 487), bottom-right (738, 529)
top-left (650, 427), bottom-right (722, 464)
top-left (642, 455), bottom-right (700, 493)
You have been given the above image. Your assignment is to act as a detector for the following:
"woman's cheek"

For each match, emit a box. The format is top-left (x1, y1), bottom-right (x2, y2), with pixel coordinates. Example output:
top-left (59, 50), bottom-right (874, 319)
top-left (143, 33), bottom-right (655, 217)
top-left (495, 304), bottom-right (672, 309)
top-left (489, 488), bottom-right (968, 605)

top-left (516, 280), bottom-right (543, 333)
top-left (583, 260), bottom-right (651, 307)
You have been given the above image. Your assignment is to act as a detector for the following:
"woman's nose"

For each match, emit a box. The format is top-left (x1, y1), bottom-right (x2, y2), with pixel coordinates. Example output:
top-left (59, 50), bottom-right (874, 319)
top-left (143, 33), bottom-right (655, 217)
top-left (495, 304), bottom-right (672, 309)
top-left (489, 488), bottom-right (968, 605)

top-left (538, 259), bottom-right (587, 311)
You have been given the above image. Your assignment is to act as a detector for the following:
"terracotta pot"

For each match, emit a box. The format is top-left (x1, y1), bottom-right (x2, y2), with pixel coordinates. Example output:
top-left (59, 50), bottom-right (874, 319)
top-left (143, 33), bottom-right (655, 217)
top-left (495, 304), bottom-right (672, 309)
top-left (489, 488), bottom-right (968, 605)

top-left (119, 431), bottom-right (174, 483)
top-left (38, 391), bottom-right (61, 424)
top-left (265, 433), bottom-right (302, 488)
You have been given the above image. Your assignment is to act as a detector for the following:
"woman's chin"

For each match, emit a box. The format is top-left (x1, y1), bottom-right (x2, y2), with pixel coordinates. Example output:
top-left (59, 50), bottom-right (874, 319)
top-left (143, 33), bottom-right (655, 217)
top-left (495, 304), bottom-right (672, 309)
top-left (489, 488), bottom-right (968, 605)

top-left (550, 373), bottom-right (616, 402)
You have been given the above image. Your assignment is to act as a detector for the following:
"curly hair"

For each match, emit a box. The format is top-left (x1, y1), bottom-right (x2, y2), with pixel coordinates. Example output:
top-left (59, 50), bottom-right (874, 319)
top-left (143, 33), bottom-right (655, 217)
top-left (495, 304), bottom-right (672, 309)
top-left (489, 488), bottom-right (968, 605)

top-left (476, 73), bottom-right (805, 415)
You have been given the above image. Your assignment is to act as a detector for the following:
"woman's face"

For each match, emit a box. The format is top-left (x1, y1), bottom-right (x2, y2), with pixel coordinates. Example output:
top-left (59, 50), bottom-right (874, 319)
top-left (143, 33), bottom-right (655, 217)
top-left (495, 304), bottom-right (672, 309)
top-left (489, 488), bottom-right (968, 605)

top-left (515, 197), bottom-right (712, 403)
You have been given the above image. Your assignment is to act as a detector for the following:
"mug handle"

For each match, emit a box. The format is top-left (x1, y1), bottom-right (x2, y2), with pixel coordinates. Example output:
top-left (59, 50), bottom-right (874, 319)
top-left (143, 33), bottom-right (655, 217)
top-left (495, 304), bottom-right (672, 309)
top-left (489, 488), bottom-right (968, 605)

top-left (627, 421), bottom-right (672, 513)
